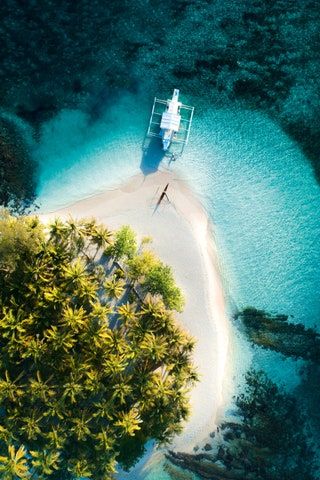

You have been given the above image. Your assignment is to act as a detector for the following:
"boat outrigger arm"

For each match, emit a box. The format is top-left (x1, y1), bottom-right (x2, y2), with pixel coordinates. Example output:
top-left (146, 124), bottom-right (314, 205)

top-left (147, 89), bottom-right (194, 152)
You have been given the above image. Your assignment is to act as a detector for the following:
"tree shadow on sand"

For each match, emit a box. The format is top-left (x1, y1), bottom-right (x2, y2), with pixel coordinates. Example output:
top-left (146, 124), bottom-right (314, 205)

top-left (140, 137), bottom-right (166, 175)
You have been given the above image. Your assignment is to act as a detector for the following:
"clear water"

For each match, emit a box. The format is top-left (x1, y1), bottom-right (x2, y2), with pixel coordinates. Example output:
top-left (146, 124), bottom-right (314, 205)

top-left (35, 92), bottom-right (320, 478)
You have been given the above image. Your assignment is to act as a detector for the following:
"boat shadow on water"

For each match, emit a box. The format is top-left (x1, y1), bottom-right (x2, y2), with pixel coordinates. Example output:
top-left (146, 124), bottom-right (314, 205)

top-left (140, 136), bottom-right (166, 175)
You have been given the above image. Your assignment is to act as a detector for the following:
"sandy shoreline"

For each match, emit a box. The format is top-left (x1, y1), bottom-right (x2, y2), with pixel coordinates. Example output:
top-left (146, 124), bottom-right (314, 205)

top-left (40, 170), bottom-right (231, 451)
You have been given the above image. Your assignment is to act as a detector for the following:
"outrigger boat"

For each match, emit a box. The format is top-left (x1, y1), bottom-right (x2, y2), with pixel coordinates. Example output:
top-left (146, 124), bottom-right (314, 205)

top-left (147, 89), bottom-right (194, 153)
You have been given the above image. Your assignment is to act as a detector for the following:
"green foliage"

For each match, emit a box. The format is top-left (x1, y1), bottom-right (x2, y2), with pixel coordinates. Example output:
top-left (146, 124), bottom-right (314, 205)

top-left (105, 225), bottom-right (137, 260)
top-left (236, 307), bottom-right (320, 363)
top-left (106, 234), bottom-right (184, 312)
top-left (0, 209), bottom-right (43, 274)
top-left (0, 212), bottom-right (196, 479)
top-left (143, 263), bottom-right (185, 312)
top-left (127, 250), bottom-right (158, 283)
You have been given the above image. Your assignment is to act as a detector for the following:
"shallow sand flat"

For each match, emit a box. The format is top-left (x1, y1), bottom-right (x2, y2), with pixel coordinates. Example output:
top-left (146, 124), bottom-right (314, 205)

top-left (40, 170), bottom-right (231, 451)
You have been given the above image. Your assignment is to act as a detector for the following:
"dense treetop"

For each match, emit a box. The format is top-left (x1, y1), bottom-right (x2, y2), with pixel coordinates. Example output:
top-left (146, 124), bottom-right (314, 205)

top-left (0, 210), bottom-right (197, 479)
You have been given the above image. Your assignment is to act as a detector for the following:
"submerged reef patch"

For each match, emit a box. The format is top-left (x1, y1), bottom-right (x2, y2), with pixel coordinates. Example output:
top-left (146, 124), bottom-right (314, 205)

top-left (0, 115), bottom-right (37, 212)
top-left (0, 0), bottom-right (319, 184)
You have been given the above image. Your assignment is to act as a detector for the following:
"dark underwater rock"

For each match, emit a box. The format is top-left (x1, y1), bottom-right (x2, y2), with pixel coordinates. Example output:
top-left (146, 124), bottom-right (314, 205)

top-left (166, 370), bottom-right (318, 480)
top-left (235, 307), bottom-right (320, 363)
top-left (0, 0), bottom-right (319, 184)
top-left (204, 443), bottom-right (213, 451)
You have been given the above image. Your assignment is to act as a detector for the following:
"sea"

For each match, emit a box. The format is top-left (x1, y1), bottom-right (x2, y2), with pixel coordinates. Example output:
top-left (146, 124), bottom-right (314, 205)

top-left (1, 0), bottom-right (319, 477)
top-left (32, 91), bottom-right (320, 479)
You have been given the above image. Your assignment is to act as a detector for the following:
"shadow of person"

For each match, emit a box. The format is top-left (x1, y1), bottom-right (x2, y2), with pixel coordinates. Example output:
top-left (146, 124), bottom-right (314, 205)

top-left (140, 137), bottom-right (165, 175)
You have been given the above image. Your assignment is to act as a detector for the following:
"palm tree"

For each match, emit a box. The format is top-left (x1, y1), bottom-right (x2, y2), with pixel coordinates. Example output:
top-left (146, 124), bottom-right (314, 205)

top-left (43, 286), bottom-right (65, 307)
top-left (102, 353), bottom-right (128, 378)
top-left (59, 305), bottom-right (86, 332)
top-left (30, 449), bottom-right (60, 476)
top-left (0, 371), bottom-right (24, 403)
top-left (0, 445), bottom-right (29, 480)
top-left (28, 371), bottom-right (56, 403)
top-left (111, 380), bottom-right (132, 405)
top-left (44, 425), bottom-right (67, 450)
top-left (84, 368), bottom-right (102, 394)
top-left (104, 276), bottom-right (125, 301)
top-left (82, 321), bottom-right (112, 350)
top-left (64, 218), bottom-right (86, 253)
top-left (93, 429), bottom-right (115, 452)
top-left (43, 400), bottom-right (65, 422)
top-left (76, 277), bottom-right (99, 304)
top-left (62, 259), bottom-right (87, 288)
top-left (141, 294), bottom-right (166, 319)
top-left (89, 303), bottom-right (113, 324)
top-left (144, 373), bottom-right (174, 403)
top-left (62, 374), bottom-right (83, 404)
top-left (93, 401), bottom-right (113, 421)
top-left (43, 325), bottom-right (76, 353)
top-left (0, 308), bottom-right (30, 341)
top-left (20, 411), bottom-right (43, 441)
top-left (90, 224), bottom-right (113, 259)
top-left (0, 426), bottom-right (16, 444)
top-left (48, 218), bottom-right (67, 243)
top-left (67, 458), bottom-right (92, 478)
top-left (114, 409), bottom-right (142, 437)
top-left (117, 302), bottom-right (138, 327)
top-left (140, 332), bottom-right (168, 363)
top-left (70, 412), bottom-right (92, 441)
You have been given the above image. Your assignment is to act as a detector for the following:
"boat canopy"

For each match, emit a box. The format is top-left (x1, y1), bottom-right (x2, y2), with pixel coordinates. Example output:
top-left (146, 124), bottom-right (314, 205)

top-left (160, 111), bottom-right (181, 132)
top-left (146, 89), bottom-right (194, 154)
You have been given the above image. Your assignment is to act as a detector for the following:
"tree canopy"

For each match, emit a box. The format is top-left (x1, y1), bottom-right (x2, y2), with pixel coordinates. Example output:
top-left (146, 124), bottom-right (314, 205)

top-left (0, 211), bottom-right (196, 480)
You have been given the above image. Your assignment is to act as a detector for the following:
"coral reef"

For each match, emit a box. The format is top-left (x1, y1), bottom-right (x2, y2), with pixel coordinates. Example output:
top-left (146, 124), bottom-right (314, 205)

top-left (235, 307), bottom-right (320, 363)
top-left (166, 370), bottom-right (317, 480)
top-left (0, 0), bottom-right (319, 180)
top-left (0, 116), bottom-right (37, 212)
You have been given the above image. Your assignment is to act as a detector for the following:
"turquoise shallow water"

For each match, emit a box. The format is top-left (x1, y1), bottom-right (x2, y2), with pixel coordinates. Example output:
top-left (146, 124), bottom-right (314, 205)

top-left (37, 92), bottom-right (320, 329)
top-left (35, 92), bottom-right (320, 478)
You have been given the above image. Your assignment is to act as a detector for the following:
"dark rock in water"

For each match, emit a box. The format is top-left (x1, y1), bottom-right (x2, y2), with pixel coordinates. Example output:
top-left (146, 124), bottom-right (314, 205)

top-left (235, 307), bottom-right (320, 364)
top-left (203, 443), bottom-right (213, 451)
top-left (0, 116), bottom-right (37, 213)
top-left (209, 431), bottom-right (215, 438)
top-left (16, 101), bottom-right (57, 125)
top-left (164, 461), bottom-right (195, 480)
top-left (166, 371), bottom-right (318, 480)
top-left (72, 79), bottom-right (83, 93)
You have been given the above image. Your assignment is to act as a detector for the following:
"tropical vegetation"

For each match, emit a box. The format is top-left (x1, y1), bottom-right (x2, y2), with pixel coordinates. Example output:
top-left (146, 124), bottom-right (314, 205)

top-left (0, 210), bottom-right (197, 479)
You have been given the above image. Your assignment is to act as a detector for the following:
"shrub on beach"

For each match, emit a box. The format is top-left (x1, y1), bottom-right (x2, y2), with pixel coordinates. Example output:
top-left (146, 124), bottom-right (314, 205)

top-left (0, 211), bottom-right (196, 480)
top-left (104, 225), bottom-right (137, 260)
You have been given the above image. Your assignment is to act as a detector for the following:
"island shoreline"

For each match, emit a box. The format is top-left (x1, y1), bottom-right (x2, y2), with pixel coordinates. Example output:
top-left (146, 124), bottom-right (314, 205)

top-left (40, 170), bottom-right (232, 452)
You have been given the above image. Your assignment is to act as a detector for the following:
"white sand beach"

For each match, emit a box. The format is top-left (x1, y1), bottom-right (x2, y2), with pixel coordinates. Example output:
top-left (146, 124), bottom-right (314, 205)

top-left (40, 170), bottom-right (231, 451)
